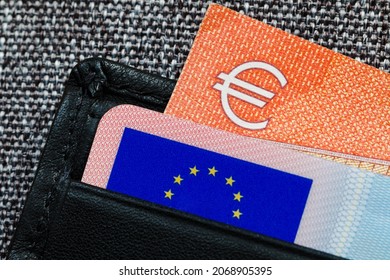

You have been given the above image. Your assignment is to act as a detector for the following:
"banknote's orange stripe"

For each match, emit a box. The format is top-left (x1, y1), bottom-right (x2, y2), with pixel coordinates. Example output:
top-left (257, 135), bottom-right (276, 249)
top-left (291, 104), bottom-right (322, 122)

top-left (165, 4), bottom-right (390, 163)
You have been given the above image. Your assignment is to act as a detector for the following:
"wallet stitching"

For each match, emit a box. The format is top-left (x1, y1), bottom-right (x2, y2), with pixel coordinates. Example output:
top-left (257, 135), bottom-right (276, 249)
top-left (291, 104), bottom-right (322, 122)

top-left (34, 88), bottom-right (84, 259)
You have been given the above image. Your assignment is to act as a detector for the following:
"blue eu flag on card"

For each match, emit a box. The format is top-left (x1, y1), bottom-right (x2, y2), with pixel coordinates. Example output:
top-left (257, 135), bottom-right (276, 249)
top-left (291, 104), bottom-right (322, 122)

top-left (107, 128), bottom-right (313, 243)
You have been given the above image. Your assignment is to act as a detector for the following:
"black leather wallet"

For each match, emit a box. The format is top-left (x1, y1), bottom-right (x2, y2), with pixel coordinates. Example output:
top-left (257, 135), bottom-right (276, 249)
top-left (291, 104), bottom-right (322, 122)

top-left (7, 58), bottom-right (340, 259)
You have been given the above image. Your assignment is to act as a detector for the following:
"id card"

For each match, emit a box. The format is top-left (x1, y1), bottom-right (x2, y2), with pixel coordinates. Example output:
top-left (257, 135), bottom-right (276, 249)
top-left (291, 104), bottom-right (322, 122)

top-left (82, 105), bottom-right (390, 259)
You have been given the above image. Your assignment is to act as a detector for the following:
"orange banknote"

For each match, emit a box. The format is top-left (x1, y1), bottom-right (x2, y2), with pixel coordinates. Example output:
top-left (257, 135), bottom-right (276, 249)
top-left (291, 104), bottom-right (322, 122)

top-left (165, 4), bottom-right (390, 176)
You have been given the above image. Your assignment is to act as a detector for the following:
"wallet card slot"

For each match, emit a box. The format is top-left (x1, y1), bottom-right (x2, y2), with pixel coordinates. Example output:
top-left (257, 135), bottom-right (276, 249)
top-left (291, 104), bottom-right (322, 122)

top-left (41, 180), bottom-right (339, 259)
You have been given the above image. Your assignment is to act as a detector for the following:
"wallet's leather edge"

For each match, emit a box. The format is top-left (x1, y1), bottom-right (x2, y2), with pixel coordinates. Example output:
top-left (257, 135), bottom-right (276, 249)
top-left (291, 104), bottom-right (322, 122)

top-left (62, 180), bottom-right (342, 260)
top-left (7, 57), bottom-right (176, 259)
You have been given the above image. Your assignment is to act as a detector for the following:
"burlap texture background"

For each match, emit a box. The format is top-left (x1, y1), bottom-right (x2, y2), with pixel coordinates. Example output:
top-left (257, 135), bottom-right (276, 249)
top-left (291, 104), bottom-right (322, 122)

top-left (0, 0), bottom-right (389, 259)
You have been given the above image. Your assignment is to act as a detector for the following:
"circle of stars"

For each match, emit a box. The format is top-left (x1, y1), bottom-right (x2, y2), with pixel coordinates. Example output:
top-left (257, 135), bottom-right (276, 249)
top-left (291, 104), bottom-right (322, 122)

top-left (164, 165), bottom-right (243, 220)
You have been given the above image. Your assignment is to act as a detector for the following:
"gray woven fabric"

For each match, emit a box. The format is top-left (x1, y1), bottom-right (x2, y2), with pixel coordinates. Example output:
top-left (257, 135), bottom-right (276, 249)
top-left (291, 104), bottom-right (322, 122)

top-left (0, 0), bottom-right (389, 259)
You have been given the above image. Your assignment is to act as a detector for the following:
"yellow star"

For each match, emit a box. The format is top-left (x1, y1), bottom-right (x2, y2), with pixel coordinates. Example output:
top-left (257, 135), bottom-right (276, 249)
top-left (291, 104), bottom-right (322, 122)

top-left (225, 176), bottom-right (235, 186)
top-left (189, 166), bottom-right (200, 176)
top-left (208, 166), bottom-right (218, 176)
top-left (232, 209), bottom-right (242, 219)
top-left (233, 192), bottom-right (243, 202)
top-left (164, 189), bottom-right (174, 200)
top-left (173, 175), bottom-right (183, 185)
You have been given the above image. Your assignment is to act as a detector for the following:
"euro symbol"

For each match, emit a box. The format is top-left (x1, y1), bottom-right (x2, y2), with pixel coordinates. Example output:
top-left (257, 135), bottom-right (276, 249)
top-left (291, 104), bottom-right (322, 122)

top-left (213, 61), bottom-right (287, 130)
